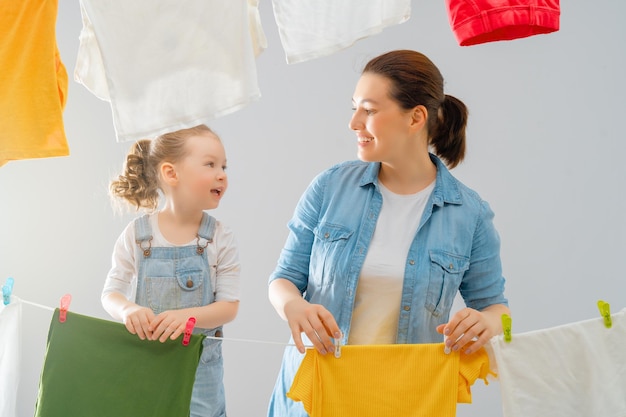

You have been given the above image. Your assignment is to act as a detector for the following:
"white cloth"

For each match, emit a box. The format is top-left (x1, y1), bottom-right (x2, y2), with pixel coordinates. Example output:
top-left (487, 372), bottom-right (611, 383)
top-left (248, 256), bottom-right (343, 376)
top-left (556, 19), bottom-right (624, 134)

top-left (104, 214), bottom-right (240, 303)
top-left (75, 0), bottom-right (262, 142)
top-left (488, 308), bottom-right (626, 417)
top-left (271, 0), bottom-right (411, 64)
top-left (0, 296), bottom-right (22, 417)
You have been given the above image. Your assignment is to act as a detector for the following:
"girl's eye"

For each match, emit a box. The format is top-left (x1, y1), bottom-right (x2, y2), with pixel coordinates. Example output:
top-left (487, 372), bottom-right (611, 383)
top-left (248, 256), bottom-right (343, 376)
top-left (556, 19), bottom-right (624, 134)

top-left (206, 162), bottom-right (214, 167)
top-left (364, 109), bottom-right (375, 115)
top-left (222, 166), bottom-right (228, 171)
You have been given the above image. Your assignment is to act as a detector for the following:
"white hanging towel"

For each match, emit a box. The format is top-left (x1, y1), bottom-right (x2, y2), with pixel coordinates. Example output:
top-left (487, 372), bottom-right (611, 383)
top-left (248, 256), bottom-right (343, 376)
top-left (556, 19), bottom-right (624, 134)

top-left (75, 0), bottom-right (263, 142)
top-left (271, 0), bottom-right (411, 64)
top-left (0, 296), bottom-right (22, 417)
top-left (488, 308), bottom-right (626, 417)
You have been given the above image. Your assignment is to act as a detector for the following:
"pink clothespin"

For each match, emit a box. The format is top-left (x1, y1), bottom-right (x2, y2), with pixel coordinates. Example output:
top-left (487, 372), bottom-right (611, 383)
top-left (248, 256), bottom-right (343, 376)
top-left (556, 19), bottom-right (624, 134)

top-left (59, 294), bottom-right (72, 323)
top-left (182, 317), bottom-right (196, 346)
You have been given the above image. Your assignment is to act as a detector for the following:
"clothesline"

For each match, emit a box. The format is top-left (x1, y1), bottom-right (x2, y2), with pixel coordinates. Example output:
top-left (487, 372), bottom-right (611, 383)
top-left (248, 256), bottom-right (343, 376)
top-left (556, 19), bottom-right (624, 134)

top-left (13, 295), bottom-right (302, 347)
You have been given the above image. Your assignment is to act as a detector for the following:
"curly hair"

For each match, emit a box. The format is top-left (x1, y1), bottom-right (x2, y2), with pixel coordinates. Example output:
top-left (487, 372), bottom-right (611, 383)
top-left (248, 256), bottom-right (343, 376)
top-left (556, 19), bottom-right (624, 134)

top-left (110, 124), bottom-right (216, 211)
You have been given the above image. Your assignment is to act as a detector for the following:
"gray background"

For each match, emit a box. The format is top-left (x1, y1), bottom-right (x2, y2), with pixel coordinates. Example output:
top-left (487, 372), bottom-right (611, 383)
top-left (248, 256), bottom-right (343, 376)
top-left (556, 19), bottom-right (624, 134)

top-left (2, 1), bottom-right (625, 416)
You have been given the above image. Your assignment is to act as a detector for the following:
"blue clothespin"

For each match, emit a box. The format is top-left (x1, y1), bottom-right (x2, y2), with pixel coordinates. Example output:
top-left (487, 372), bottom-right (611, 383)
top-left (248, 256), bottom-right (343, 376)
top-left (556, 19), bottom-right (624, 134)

top-left (2, 277), bottom-right (14, 306)
top-left (501, 314), bottom-right (512, 343)
top-left (597, 300), bottom-right (612, 329)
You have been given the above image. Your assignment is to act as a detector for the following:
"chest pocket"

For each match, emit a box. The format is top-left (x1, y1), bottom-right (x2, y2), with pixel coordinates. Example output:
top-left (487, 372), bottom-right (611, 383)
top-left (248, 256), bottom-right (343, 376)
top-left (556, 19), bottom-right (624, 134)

top-left (425, 250), bottom-right (469, 317)
top-left (310, 223), bottom-right (353, 288)
top-left (144, 256), bottom-right (208, 313)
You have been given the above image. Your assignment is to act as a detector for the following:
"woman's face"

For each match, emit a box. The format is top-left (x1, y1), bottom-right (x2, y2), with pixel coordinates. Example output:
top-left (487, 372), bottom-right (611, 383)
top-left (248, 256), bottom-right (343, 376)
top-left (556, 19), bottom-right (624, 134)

top-left (349, 73), bottom-right (415, 164)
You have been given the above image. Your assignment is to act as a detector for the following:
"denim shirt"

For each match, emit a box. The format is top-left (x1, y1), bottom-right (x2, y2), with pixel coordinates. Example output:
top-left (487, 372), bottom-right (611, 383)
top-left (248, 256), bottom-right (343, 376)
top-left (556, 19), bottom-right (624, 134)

top-left (270, 154), bottom-right (507, 342)
top-left (267, 154), bottom-right (508, 416)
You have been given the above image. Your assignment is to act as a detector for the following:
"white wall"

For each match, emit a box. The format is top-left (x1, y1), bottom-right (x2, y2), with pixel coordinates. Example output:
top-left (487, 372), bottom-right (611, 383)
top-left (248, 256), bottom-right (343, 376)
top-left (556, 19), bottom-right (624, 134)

top-left (1, 1), bottom-right (625, 416)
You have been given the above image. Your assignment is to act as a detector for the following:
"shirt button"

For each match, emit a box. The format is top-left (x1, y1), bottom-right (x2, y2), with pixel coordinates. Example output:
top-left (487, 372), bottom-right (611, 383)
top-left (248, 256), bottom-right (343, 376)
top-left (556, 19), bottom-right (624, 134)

top-left (324, 232), bottom-right (330, 239)
top-left (186, 279), bottom-right (194, 288)
top-left (403, 305), bottom-right (411, 311)
top-left (409, 260), bottom-right (415, 265)
top-left (449, 264), bottom-right (454, 269)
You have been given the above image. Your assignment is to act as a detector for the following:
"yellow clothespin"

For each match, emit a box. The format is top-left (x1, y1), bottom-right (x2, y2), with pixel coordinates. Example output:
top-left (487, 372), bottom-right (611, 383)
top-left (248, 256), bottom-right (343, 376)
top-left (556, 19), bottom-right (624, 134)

top-left (597, 300), bottom-right (612, 329)
top-left (501, 314), bottom-right (512, 343)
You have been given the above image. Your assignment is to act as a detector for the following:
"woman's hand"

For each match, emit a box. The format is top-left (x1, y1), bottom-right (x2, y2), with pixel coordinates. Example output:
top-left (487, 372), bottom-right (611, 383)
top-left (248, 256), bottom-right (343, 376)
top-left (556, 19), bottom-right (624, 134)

top-left (436, 304), bottom-right (510, 354)
top-left (283, 297), bottom-right (341, 355)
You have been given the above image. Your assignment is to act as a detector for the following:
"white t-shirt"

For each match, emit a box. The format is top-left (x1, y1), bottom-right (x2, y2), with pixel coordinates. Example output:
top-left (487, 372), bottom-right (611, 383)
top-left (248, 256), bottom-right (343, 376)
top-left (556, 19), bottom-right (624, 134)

top-left (103, 214), bottom-right (240, 303)
top-left (349, 181), bottom-right (434, 345)
top-left (75, 0), bottom-right (262, 142)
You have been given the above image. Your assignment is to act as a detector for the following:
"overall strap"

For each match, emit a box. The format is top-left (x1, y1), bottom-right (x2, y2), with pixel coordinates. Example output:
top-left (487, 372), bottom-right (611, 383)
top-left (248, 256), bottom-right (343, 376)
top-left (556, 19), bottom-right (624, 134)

top-left (198, 212), bottom-right (216, 242)
top-left (134, 214), bottom-right (153, 257)
top-left (134, 214), bottom-right (153, 241)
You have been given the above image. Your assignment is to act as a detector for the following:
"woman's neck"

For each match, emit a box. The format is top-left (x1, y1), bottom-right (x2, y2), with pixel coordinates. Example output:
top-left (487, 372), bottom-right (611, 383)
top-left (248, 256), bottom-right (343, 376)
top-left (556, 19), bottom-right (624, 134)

top-left (378, 154), bottom-right (436, 195)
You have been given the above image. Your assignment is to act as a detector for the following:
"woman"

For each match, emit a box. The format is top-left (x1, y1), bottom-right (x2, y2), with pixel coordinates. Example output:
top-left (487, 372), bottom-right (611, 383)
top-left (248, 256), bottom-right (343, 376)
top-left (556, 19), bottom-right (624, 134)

top-left (267, 50), bottom-right (509, 416)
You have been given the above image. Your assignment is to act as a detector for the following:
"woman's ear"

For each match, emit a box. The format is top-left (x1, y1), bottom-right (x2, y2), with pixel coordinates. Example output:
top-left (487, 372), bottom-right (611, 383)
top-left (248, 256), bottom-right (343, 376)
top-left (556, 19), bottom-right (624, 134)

top-left (160, 162), bottom-right (178, 186)
top-left (410, 105), bottom-right (428, 130)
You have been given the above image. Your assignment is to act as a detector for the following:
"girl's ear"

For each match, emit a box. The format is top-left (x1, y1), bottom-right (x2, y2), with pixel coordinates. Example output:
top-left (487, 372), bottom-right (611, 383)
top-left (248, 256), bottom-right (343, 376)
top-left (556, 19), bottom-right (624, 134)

top-left (160, 162), bottom-right (178, 186)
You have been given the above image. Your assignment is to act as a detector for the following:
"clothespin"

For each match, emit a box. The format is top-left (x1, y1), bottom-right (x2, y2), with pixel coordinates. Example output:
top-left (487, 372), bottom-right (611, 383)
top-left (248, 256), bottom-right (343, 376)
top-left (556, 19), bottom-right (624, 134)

top-left (597, 300), bottom-right (612, 329)
top-left (501, 314), bottom-right (512, 343)
top-left (333, 331), bottom-right (343, 358)
top-left (59, 294), bottom-right (72, 323)
top-left (182, 317), bottom-right (196, 346)
top-left (2, 277), bottom-right (14, 306)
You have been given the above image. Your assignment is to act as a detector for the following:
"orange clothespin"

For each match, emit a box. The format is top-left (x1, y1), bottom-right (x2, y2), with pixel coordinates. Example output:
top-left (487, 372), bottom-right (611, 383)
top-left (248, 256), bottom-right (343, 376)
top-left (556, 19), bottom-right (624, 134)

top-left (2, 277), bottom-right (14, 306)
top-left (597, 300), bottom-right (612, 329)
top-left (182, 317), bottom-right (196, 346)
top-left (502, 314), bottom-right (512, 343)
top-left (59, 294), bottom-right (72, 323)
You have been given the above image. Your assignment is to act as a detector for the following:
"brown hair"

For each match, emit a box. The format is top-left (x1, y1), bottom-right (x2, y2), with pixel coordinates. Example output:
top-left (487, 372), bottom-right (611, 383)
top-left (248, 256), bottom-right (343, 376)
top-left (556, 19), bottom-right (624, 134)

top-left (363, 50), bottom-right (468, 168)
top-left (110, 124), bottom-right (216, 211)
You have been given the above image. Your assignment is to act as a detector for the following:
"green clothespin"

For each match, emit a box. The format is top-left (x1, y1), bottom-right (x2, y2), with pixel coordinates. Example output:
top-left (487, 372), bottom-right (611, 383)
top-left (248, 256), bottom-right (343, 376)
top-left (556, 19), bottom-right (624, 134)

top-left (501, 314), bottom-right (512, 343)
top-left (597, 300), bottom-right (612, 328)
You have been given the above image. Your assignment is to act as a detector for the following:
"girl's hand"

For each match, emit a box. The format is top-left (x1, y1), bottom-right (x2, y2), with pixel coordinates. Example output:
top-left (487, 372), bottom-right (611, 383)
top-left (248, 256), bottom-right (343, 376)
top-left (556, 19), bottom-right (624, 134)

top-left (436, 305), bottom-right (508, 355)
top-left (149, 310), bottom-right (192, 343)
top-left (122, 304), bottom-right (156, 341)
top-left (283, 298), bottom-right (340, 355)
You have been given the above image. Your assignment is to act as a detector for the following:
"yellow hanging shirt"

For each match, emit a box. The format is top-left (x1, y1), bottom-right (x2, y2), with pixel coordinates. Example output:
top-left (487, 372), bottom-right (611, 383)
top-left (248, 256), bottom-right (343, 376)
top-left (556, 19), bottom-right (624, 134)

top-left (0, 0), bottom-right (69, 167)
top-left (287, 343), bottom-right (492, 417)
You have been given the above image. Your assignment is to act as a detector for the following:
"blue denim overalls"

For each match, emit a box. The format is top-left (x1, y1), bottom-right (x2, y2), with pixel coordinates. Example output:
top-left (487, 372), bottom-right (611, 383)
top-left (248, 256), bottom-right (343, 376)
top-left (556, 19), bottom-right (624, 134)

top-left (134, 212), bottom-right (226, 417)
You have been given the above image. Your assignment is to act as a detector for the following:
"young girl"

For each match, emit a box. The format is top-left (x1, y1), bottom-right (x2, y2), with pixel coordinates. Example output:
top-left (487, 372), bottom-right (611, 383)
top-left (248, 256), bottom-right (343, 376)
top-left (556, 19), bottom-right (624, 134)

top-left (103, 124), bottom-right (240, 417)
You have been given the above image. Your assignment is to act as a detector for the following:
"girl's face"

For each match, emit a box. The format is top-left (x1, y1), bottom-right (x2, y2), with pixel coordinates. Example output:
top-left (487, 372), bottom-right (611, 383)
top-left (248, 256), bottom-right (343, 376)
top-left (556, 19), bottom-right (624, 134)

top-left (349, 73), bottom-right (416, 164)
top-left (174, 133), bottom-right (228, 211)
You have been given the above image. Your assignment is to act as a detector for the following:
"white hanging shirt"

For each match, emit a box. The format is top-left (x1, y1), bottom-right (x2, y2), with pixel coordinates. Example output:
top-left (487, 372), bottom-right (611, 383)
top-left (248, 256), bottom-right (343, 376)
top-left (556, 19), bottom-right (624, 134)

top-left (75, 0), bottom-right (263, 142)
top-left (0, 296), bottom-right (21, 417)
top-left (271, 0), bottom-right (411, 64)
top-left (488, 308), bottom-right (626, 417)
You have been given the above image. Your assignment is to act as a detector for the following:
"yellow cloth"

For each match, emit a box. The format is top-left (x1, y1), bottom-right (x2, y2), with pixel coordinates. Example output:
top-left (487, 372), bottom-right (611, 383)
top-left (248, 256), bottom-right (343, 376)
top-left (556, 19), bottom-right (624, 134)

top-left (0, 0), bottom-right (69, 167)
top-left (287, 343), bottom-right (492, 417)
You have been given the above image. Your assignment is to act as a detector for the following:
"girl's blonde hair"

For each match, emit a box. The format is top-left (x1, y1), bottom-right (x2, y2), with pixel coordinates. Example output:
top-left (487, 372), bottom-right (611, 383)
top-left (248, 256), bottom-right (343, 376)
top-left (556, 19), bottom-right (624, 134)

top-left (110, 124), bottom-right (216, 211)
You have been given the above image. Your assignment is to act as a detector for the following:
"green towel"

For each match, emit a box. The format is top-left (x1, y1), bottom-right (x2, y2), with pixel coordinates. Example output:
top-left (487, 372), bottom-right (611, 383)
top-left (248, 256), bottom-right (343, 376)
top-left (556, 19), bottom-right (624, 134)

top-left (35, 309), bottom-right (204, 417)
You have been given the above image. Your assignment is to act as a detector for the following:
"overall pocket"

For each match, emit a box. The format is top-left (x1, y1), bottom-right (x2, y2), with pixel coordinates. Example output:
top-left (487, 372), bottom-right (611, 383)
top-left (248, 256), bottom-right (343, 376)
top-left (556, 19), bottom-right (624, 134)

top-left (146, 270), bottom-right (205, 312)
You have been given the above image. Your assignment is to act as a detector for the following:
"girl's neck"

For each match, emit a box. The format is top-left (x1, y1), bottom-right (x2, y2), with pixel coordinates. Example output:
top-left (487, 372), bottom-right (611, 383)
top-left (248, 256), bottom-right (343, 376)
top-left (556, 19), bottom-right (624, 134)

top-left (157, 207), bottom-right (204, 245)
